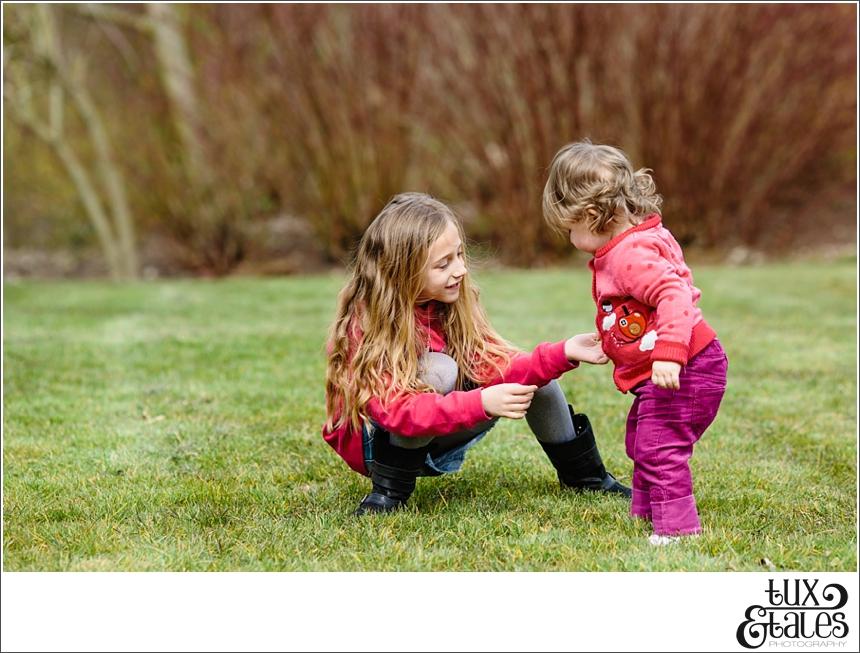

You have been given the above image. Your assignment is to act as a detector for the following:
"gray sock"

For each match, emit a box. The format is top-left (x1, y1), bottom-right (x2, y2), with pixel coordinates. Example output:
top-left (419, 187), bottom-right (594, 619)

top-left (526, 379), bottom-right (576, 444)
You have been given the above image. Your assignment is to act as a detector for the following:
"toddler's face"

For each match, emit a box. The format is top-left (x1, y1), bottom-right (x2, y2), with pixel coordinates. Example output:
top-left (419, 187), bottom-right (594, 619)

top-left (568, 220), bottom-right (614, 254)
top-left (418, 221), bottom-right (467, 304)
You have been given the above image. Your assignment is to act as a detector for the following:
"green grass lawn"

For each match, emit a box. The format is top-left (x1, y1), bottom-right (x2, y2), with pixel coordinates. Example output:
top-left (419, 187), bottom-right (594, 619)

top-left (3, 260), bottom-right (857, 571)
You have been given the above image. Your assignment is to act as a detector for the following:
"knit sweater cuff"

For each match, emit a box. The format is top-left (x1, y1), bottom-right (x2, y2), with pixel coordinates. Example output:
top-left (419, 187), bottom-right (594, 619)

top-left (548, 340), bottom-right (579, 374)
top-left (652, 340), bottom-right (689, 365)
top-left (465, 387), bottom-right (491, 422)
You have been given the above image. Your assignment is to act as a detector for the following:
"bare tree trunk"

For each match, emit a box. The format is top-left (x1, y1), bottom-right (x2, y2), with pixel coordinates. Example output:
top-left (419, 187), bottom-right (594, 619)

top-left (63, 74), bottom-right (139, 278)
top-left (146, 3), bottom-right (213, 190)
top-left (5, 4), bottom-right (139, 279)
top-left (53, 136), bottom-right (126, 278)
top-left (80, 4), bottom-right (240, 274)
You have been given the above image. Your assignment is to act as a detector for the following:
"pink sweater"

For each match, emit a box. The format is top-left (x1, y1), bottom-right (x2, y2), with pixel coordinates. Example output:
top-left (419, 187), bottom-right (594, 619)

top-left (588, 214), bottom-right (716, 392)
top-left (322, 301), bottom-right (578, 475)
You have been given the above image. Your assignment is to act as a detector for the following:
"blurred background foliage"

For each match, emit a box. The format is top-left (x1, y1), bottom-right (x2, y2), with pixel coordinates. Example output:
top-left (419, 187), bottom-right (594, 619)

top-left (3, 3), bottom-right (856, 278)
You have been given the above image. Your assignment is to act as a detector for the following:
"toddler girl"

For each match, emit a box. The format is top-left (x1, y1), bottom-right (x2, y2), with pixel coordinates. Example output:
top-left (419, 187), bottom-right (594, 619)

top-left (542, 141), bottom-right (728, 544)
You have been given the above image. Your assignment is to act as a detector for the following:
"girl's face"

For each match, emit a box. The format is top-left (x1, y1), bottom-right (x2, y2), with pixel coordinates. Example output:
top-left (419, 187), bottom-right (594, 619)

top-left (417, 220), bottom-right (467, 304)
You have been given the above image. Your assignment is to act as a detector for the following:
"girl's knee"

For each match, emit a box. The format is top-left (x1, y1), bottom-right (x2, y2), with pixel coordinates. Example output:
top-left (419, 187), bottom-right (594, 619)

top-left (529, 379), bottom-right (567, 412)
top-left (419, 352), bottom-right (458, 394)
top-left (533, 379), bottom-right (561, 399)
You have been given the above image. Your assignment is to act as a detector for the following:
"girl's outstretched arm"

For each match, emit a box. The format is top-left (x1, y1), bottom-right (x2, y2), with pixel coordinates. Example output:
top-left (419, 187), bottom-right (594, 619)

top-left (482, 340), bottom-right (578, 388)
top-left (367, 382), bottom-right (540, 437)
top-left (364, 341), bottom-right (584, 438)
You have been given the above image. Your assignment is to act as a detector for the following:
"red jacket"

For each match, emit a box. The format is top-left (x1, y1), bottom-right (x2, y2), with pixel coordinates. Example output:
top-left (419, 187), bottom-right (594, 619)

top-left (322, 301), bottom-right (578, 476)
top-left (588, 214), bottom-right (716, 393)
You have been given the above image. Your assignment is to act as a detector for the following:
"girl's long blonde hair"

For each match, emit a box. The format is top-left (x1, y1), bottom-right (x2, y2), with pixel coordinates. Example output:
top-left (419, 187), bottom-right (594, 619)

top-left (543, 139), bottom-right (663, 235)
top-left (325, 192), bottom-right (516, 433)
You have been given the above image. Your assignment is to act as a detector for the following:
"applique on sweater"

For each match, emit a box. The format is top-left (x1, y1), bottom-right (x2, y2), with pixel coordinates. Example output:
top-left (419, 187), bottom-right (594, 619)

top-left (599, 298), bottom-right (656, 356)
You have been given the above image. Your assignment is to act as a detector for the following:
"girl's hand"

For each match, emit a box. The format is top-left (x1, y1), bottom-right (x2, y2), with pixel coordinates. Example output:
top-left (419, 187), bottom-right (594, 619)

top-left (481, 383), bottom-right (538, 419)
top-left (565, 333), bottom-right (609, 365)
top-left (651, 360), bottom-right (681, 389)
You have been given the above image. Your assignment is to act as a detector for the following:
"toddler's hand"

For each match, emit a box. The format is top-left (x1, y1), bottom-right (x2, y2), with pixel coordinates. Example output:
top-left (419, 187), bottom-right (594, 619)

top-left (481, 383), bottom-right (538, 419)
top-left (651, 360), bottom-right (681, 389)
top-left (565, 333), bottom-right (608, 365)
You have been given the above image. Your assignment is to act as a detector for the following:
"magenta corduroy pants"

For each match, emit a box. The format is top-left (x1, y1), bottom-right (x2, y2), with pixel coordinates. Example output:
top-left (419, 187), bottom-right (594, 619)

top-left (626, 339), bottom-right (728, 535)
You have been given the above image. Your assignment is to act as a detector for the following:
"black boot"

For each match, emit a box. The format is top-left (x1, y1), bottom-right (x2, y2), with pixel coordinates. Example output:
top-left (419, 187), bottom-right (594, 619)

top-left (538, 406), bottom-right (632, 498)
top-left (354, 430), bottom-right (431, 516)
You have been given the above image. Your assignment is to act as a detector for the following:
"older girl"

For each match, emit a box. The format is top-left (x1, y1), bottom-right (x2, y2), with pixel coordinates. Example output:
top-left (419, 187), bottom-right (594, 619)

top-left (323, 192), bottom-right (629, 515)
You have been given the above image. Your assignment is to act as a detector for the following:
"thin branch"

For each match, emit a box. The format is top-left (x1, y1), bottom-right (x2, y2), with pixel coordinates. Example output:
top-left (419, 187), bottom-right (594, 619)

top-left (48, 79), bottom-right (64, 140)
top-left (77, 3), bottom-right (154, 34)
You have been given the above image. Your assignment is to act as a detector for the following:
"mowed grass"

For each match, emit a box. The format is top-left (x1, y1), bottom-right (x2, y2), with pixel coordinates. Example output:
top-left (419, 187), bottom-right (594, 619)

top-left (3, 260), bottom-right (856, 571)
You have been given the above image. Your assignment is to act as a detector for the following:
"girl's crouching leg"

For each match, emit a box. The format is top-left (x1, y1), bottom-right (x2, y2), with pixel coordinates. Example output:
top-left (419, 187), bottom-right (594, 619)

top-left (354, 430), bottom-right (432, 516)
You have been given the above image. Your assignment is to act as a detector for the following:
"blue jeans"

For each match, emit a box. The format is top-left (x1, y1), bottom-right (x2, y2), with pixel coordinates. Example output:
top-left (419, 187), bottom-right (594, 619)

top-left (362, 419), bottom-right (497, 476)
